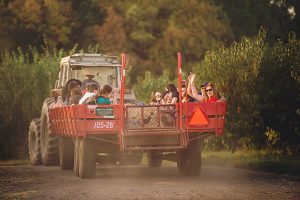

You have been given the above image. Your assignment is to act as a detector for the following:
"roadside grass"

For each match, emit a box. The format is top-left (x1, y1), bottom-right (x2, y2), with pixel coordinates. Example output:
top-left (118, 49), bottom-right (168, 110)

top-left (202, 150), bottom-right (300, 176)
top-left (0, 159), bottom-right (30, 166)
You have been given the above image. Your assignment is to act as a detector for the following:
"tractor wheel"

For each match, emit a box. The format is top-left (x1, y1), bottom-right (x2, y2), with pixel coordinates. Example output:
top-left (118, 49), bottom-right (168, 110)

top-left (147, 151), bottom-right (163, 167)
top-left (59, 137), bottom-right (74, 170)
top-left (176, 139), bottom-right (202, 176)
top-left (28, 118), bottom-right (42, 165)
top-left (79, 138), bottom-right (96, 179)
top-left (73, 137), bottom-right (80, 176)
top-left (40, 98), bottom-right (59, 166)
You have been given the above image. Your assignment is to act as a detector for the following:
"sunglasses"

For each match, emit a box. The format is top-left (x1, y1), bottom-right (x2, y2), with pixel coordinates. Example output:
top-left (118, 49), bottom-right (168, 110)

top-left (206, 88), bottom-right (213, 92)
top-left (155, 95), bottom-right (161, 98)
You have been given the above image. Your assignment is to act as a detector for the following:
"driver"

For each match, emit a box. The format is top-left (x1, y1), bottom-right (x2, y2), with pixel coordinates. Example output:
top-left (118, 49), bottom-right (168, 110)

top-left (81, 74), bottom-right (100, 91)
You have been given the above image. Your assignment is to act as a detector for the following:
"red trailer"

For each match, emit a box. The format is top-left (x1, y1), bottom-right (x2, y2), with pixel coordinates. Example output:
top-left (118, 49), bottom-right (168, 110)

top-left (31, 53), bottom-right (226, 179)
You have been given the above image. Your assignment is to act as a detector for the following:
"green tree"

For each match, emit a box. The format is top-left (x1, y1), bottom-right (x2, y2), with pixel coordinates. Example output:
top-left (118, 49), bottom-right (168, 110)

top-left (0, 0), bottom-right (106, 52)
top-left (256, 33), bottom-right (300, 151)
top-left (150, 0), bottom-right (232, 79)
top-left (3, 0), bottom-right (73, 49)
top-left (214, 0), bottom-right (299, 41)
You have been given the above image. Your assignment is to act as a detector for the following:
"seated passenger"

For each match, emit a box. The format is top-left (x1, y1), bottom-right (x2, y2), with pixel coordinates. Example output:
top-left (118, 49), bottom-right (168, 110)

top-left (206, 83), bottom-right (226, 102)
top-left (79, 83), bottom-right (97, 104)
top-left (150, 91), bottom-right (162, 105)
top-left (62, 79), bottom-right (82, 105)
top-left (68, 80), bottom-right (83, 105)
top-left (204, 83), bottom-right (218, 102)
top-left (50, 88), bottom-right (64, 108)
top-left (161, 91), bottom-right (173, 104)
top-left (165, 83), bottom-right (179, 104)
top-left (96, 85), bottom-right (116, 105)
top-left (160, 91), bottom-right (176, 126)
top-left (181, 84), bottom-right (197, 103)
top-left (187, 73), bottom-right (208, 102)
top-left (188, 72), bottom-right (226, 102)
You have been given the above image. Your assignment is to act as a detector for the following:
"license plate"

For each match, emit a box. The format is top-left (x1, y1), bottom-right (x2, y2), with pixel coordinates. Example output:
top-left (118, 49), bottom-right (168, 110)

top-left (95, 107), bottom-right (114, 118)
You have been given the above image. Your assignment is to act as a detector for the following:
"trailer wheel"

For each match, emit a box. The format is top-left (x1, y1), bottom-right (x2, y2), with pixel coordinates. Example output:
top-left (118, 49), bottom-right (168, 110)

top-left (79, 138), bottom-right (96, 179)
top-left (147, 151), bottom-right (163, 167)
top-left (40, 98), bottom-right (59, 166)
top-left (177, 139), bottom-right (201, 176)
top-left (59, 137), bottom-right (74, 170)
top-left (73, 137), bottom-right (80, 176)
top-left (28, 118), bottom-right (42, 165)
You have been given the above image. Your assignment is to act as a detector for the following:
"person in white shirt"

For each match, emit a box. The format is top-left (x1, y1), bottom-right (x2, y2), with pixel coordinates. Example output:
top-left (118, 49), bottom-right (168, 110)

top-left (79, 83), bottom-right (97, 104)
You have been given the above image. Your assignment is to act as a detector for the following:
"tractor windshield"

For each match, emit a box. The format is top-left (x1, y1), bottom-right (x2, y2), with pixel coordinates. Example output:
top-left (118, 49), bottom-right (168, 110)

top-left (71, 66), bottom-right (120, 88)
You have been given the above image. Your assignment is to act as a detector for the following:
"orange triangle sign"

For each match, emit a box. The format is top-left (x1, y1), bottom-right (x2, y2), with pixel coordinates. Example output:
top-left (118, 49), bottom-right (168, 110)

top-left (189, 107), bottom-right (209, 126)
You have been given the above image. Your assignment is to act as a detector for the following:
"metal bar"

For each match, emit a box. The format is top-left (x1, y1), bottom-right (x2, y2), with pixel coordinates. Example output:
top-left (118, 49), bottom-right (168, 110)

top-left (123, 131), bottom-right (182, 136)
top-left (56, 108), bottom-right (59, 135)
top-left (88, 136), bottom-right (119, 145)
top-left (84, 104), bottom-right (87, 138)
top-left (125, 146), bottom-right (185, 151)
top-left (186, 103), bottom-right (189, 147)
top-left (157, 106), bottom-right (161, 127)
top-left (177, 52), bottom-right (183, 130)
top-left (124, 128), bottom-right (179, 132)
top-left (125, 106), bottom-right (129, 131)
top-left (64, 107), bottom-right (69, 136)
top-left (119, 53), bottom-right (126, 151)
top-left (67, 106), bottom-right (72, 136)
top-left (72, 106), bottom-right (79, 137)
top-left (60, 107), bottom-right (66, 137)
top-left (141, 107), bottom-right (144, 128)
top-left (215, 102), bottom-right (218, 135)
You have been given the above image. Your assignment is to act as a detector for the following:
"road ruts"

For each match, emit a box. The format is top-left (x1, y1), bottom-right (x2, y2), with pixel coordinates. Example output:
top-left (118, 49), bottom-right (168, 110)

top-left (0, 164), bottom-right (299, 200)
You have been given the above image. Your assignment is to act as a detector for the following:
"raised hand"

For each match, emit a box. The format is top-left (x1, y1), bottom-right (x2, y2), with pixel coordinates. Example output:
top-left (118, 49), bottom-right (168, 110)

top-left (188, 72), bottom-right (193, 82)
top-left (190, 73), bottom-right (196, 84)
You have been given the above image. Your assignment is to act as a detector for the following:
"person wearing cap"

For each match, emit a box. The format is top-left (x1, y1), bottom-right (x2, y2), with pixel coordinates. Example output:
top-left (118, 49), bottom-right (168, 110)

top-left (81, 74), bottom-right (100, 91)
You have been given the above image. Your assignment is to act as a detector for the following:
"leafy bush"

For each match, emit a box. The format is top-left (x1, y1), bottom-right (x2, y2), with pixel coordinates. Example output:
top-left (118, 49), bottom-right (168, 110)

top-left (133, 71), bottom-right (177, 103)
top-left (0, 45), bottom-right (100, 159)
top-left (257, 32), bottom-right (300, 152)
top-left (0, 47), bottom-right (63, 158)
top-left (195, 30), bottom-right (266, 150)
top-left (196, 30), bottom-right (300, 151)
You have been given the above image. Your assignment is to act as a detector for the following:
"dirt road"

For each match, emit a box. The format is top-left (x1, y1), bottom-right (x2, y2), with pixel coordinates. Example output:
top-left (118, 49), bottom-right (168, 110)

top-left (0, 163), bottom-right (299, 200)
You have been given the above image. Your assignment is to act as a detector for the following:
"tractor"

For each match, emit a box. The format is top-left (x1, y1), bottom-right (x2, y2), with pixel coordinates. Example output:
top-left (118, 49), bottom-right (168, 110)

top-left (28, 53), bottom-right (226, 179)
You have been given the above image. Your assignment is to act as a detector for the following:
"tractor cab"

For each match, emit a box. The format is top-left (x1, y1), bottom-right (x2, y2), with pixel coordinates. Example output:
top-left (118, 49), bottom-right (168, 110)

top-left (55, 53), bottom-right (136, 101)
